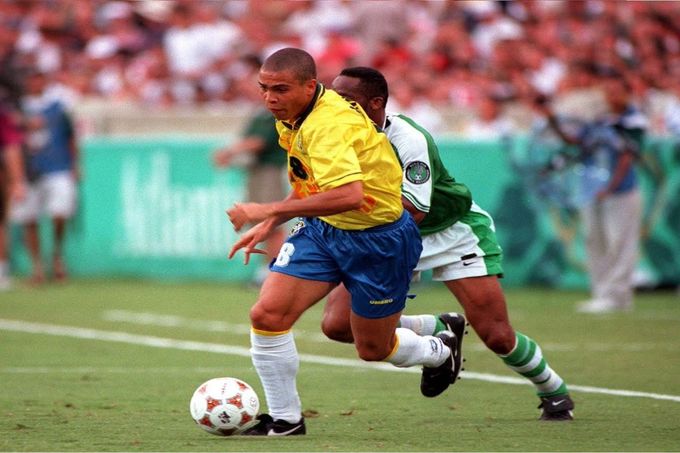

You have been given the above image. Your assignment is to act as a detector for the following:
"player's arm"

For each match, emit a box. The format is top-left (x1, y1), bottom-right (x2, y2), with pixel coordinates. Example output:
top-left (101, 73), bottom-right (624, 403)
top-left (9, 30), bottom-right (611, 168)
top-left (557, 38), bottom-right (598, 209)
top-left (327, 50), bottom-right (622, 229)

top-left (228, 190), bottom-right (297, 262)
top-left (65, 113), bottom-right (80, 180)
top-left (228, 181), bottom-right (363, 231)
top-left (402, 196), bottom-right (426, 224)
top-left (533, 96), bottom-right (580, 145)
top-left (213, 136), bottom-right (265, 167)
top-left (271, 181), bottom-right (363, 217)
top-left (4, 142), bottom-right (26, 201)
top-left (597, 131), bottom-right (640, 199)
top-left (390, 126), bottom-right (432, 223)
top-left (1, 113), bottom-right (26, 200)
top-left (597, 150), bottom-right (634, 200)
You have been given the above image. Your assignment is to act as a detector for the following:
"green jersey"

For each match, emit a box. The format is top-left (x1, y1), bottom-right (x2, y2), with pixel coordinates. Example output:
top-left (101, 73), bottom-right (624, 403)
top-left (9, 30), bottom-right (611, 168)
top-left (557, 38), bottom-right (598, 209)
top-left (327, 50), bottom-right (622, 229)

top-left (243, 109), bottom-right (287, 167)
top-left (385, 114), bottom-right (472, 236)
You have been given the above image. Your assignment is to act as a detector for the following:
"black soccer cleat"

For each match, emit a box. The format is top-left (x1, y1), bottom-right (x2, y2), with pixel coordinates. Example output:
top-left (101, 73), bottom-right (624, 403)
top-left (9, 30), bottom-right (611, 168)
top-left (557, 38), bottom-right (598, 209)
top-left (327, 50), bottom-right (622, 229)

top-left (241, 413), bottom-right (306, 436)
top-left (439, 312), bottom-right (467, 381)
top-left (420, 331), bottom-right (458, 397)
top-left (538, 394), bottom-right (575, 421)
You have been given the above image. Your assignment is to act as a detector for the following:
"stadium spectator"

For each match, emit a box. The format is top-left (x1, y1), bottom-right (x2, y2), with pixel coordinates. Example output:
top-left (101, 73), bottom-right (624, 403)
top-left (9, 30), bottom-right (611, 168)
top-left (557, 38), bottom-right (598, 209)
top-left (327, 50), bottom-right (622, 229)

top-left (226, 48), bottom-right (461, 436)
top-left (0, 12), bottom-right (27, 289)
top-left (0, 0), bottom-right (677, 136)
top-left (281, 0), bottom-right (353, 58)
top-left (460, 93), bottom-right (514, 141)
top-left (314, 28), bottom-right (362, 86)
top-left (388, 79), bottom-right (444, 135)
top-left (0, 95), bottom-right (26, 290)
top-left (537, 72), bottom-right (648, 313)
top-left (325, 66), bottom-right (574, 421)
top-left (664, 84), bottom-right (680, 139)
top-left (10, 69), bottom-right (79, 284)
top-left (467, 1), bottom-right (523, 59)
top-left (350, 0), bottom-right (410, 64)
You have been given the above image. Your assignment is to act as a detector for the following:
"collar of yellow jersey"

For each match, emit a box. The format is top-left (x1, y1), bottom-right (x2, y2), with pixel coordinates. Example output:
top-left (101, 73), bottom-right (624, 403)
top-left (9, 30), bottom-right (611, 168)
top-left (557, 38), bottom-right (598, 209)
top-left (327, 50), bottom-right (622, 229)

top-left (282, 82), bottom-right (325, 130)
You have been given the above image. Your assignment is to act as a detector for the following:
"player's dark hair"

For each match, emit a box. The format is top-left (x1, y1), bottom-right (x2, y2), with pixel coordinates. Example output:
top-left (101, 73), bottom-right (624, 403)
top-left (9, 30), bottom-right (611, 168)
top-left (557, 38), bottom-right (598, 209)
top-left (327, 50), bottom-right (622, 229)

top-left (262, 48), bottom-right (316, 83)
top-left (339, 66), bottom-right (389, 105)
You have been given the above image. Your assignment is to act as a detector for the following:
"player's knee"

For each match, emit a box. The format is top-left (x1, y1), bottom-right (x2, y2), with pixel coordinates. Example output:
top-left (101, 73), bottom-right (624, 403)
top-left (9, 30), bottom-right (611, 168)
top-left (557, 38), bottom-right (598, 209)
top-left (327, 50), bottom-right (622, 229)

top-left (478, 326), bottom-right (515, 355)
top-left (249, 302), bottom-right (290, 332)
top-left (321, 316), bottom-right (353, 343)
top-left (354, 342), bottom-right (391, 362)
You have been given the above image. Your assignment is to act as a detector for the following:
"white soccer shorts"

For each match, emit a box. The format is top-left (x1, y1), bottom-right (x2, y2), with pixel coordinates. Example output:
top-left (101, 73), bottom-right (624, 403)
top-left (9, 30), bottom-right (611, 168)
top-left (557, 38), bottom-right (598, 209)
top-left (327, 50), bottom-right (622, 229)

top-left (10, 170), bottom-right (77, 223)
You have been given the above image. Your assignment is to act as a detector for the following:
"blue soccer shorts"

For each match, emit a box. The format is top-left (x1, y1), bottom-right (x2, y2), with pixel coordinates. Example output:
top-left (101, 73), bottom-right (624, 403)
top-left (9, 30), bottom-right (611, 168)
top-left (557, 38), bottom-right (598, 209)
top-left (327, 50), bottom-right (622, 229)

top-left (270, 212), bottom-right (423, 319)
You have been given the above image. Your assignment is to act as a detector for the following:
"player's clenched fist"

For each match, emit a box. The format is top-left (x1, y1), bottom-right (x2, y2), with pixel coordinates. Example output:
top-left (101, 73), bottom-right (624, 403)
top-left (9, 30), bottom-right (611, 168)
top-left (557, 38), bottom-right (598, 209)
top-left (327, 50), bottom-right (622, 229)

top-left (227, 202), bottom-right (272, 232)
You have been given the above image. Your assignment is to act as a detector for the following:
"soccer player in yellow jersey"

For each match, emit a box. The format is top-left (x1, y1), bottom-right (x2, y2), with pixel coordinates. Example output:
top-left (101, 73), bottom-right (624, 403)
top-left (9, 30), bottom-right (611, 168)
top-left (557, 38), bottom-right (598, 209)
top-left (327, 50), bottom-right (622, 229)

top-left (227, 48), bottom-right (463, 436)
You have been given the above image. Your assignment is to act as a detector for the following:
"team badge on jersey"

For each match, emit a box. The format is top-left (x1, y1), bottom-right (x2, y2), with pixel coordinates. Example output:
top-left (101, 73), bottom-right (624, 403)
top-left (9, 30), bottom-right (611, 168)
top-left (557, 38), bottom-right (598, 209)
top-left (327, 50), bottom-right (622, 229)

top-left (405, 161), bottom-right (430, 184)
top-left (295, 133), bottom-right (305, 155)
top-left (290, 219), bottom-right (306, 235)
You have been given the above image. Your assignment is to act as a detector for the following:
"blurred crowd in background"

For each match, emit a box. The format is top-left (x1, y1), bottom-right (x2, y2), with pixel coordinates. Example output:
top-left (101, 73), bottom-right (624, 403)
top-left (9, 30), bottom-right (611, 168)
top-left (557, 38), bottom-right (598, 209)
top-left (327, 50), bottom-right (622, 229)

top-left (0, 0), bottom-right (679, 138)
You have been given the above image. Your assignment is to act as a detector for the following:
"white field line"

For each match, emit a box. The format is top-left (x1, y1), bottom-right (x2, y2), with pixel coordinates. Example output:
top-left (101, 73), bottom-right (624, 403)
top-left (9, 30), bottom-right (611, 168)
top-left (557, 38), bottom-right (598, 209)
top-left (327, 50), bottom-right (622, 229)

top-left (1, 366), bottom-right (234, 374)
top-left (102, 309), bottom-right (679, 353)
top-left (101, 309), bottom-right (331, 343)
top-left (1, 318), bottom-right (680, 404)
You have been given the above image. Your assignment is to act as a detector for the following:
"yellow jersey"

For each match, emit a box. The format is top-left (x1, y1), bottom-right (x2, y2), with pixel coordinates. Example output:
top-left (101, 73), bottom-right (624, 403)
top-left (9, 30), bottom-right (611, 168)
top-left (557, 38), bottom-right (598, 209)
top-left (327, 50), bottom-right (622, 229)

top-left (275, 84), bottom-right (404, 230)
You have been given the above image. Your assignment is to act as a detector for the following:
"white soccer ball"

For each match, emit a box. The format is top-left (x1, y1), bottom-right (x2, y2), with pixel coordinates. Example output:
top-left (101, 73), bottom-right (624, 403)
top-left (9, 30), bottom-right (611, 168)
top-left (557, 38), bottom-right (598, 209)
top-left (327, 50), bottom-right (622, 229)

top-left (189, 377), bottom-right (260, 436)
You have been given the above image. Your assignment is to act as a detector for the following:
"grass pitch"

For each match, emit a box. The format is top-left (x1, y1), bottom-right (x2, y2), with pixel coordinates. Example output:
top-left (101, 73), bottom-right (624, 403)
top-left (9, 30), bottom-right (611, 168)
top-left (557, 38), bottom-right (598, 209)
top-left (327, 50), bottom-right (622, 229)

top-left (1, 278), bottom-right (679, 452)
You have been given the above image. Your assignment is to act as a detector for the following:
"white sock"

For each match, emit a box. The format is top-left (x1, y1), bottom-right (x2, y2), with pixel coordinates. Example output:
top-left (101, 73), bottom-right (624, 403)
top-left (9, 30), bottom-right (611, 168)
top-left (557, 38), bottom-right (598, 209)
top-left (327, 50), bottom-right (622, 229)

top-left (399, 314), bottom-right (437, 336)
top-left (250, 330), bottom-right (301, 423)
top-left (385, 327), bottom-right (449, 368)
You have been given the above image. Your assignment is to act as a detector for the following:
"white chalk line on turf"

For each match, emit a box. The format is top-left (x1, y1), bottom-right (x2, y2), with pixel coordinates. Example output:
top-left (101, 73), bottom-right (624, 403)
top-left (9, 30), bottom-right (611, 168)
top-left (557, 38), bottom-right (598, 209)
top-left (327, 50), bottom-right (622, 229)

top-left (101, 309), bottom-right (678, 352)
top-left (101, 309), bottom-right (332, 342)
top-left (1, 366), bottom-right (242, 374)
top-left (2, 318), bottom-right (680, 404)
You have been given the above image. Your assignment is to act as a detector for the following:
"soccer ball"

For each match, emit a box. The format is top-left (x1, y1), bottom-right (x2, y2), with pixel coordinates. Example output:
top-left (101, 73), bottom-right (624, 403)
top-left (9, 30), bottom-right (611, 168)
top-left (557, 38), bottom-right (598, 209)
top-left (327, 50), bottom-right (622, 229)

top-left (189, 377), bottom-right (260, 436)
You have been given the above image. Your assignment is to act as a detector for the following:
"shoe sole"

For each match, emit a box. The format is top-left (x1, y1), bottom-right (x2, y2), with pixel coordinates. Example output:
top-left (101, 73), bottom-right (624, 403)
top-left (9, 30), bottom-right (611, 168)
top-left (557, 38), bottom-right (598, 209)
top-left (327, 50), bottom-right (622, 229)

top-left (540, 410), bottom-right (574, 421)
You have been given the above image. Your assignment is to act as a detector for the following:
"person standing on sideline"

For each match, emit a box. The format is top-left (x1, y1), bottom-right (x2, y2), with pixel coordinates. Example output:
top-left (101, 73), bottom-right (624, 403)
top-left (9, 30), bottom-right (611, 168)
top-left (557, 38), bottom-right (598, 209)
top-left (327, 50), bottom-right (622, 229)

top-left (537, 72), bottom-right (647, 313)
top-left (0, 97), bottom-right (26, 290)
top-left (226, 48), bottom-right (463, 436)
top-left (213, 59), bottom-right (287, 286)
top-left (10, 69), bottom-right (79, 284)
top-left (324, 66), bottom-right (574, 421)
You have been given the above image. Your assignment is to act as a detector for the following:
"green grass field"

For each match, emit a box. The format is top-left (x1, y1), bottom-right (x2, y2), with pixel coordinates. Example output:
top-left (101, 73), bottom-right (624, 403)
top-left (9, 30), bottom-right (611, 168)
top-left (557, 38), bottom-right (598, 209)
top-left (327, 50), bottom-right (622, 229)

top-left (1, 278), bottom-right (679, 452)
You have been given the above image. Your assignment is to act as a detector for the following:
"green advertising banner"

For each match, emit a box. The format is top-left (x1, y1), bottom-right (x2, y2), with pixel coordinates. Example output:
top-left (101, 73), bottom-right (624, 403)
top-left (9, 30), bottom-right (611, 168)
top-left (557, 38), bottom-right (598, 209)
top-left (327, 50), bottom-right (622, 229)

top-left (9, 136), bottom-right (680, 288)
top-left (12, 138), bottom-right (253, 281)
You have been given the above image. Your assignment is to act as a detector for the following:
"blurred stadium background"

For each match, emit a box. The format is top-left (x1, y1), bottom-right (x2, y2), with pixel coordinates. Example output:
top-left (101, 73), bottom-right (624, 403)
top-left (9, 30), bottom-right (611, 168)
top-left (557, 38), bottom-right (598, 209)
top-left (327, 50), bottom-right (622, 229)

top-left (1, 0), bottom-right (679, 289)
top-left (2, 2), bottom-right (680, 451)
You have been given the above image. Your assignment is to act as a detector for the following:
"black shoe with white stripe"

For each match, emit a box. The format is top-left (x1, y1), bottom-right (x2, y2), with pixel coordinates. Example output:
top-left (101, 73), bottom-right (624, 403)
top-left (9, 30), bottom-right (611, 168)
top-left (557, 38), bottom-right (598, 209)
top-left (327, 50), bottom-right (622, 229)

top-left (438, 312), bottom-right (467, 383)
top-left (242, 413), bottom-right (306, 436)
top-left (538, 394), bottom-right (575, 421)
top-left (420, 331), bottom-right (458, 397)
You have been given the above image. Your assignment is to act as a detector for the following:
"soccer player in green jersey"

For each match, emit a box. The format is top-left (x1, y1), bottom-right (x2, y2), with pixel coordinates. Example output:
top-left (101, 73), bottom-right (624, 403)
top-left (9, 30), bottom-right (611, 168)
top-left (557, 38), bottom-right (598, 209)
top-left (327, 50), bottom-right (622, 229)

top-left (324, 66), bottom-right (574, 421)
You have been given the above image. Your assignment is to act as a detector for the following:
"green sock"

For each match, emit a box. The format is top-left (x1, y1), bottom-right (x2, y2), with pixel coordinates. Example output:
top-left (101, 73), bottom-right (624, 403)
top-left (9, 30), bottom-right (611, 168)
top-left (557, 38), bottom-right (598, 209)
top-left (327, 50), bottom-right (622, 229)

top-left (500, 332), bottom-right (568, 397)
top-left (432, 317), bottom-right (446, 335)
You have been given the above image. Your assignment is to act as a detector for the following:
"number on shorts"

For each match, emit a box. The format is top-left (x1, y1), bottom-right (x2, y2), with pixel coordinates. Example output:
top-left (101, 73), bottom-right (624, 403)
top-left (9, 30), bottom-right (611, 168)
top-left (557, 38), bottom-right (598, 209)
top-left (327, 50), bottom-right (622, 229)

top-left (274, 242), bottom-right (295, 267)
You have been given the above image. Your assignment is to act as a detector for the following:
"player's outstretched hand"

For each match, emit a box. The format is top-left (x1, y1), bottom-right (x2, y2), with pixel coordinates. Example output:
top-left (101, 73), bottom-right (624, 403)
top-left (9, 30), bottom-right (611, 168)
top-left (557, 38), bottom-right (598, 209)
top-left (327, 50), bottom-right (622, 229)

top-left (227, 202), bottom-right (272, 232)
top-left (228, 221), bottom-right (274, 264)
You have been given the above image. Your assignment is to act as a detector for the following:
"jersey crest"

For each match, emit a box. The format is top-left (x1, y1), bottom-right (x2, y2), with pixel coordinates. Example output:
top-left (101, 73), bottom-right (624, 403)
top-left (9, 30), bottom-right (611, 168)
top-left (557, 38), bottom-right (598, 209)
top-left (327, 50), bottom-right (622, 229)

top-left (405, 161), bottom-right (431, 184)
top-left (290, 219), bottom-right (306, 235)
